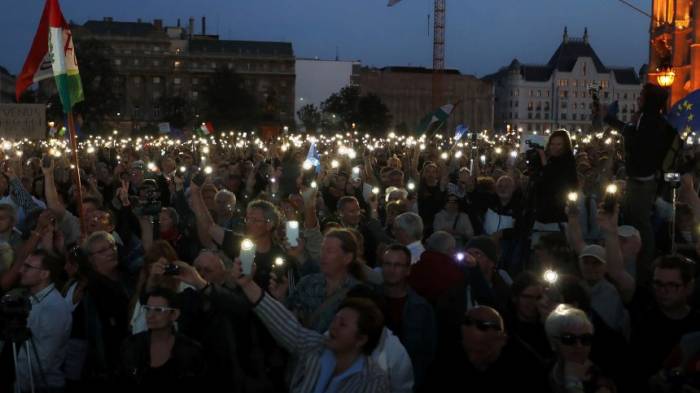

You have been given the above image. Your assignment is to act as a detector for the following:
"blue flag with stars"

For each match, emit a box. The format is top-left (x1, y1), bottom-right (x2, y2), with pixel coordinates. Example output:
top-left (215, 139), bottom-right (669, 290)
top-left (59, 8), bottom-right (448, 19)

top-left (667, 89), bottom-right (700, 136)
top-left (306, 142), bottom-right (321, 174)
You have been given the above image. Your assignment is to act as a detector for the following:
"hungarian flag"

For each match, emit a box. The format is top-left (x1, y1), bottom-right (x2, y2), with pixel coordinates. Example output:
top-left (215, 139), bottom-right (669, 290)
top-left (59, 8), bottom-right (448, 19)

top-left (16, 0), bottom-right (84, 113)
top-left (200, 122), bottom-right (215, 135)
top-left (416, 103), bottom-right (456, 134)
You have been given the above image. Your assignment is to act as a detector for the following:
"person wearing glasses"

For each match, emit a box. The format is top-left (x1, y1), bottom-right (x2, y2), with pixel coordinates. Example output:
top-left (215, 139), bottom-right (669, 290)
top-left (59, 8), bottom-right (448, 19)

top-left (545, 304), bottom-right (616, 393)
top-left (432, 193), bottom-right (474, 248)
top-left (424, 305), bottom-right (548, 392)
top-left (120, 287), bottom-right (205, 391)
top-left (12, 250), bottom-right (72, 393)
top-left (631, 255), bottom-right (700, 390)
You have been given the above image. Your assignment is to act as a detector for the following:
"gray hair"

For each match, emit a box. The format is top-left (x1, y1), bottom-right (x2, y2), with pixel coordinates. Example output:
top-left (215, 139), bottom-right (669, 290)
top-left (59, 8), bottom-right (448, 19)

top-left (161, 207), bottom-right (180, 226)
top-left (385, 187), bottom-right (408, 202)
top-left (197, 248), bottom-right (232, 268)
top-left (247, 199), bottom-right (282, 230)
top-left (394, 212), bottom-right (424, 242)
top-left (425, 231), bottom-right (456, 255)
top-left (215, 189), bottom-right (236, 203)
top-left (83, 230), bottom-right (116, 253)
top-left (544, 304), bottom-right (594, 348)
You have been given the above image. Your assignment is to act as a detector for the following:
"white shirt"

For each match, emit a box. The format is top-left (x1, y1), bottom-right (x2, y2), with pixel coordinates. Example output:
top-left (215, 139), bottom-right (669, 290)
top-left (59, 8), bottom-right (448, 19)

top-left (406, 241), bottom-right (425, 265)
top-left (17, 284), bottom-right (73, 389)
top-left (371, 328), bottom-right (414, 393)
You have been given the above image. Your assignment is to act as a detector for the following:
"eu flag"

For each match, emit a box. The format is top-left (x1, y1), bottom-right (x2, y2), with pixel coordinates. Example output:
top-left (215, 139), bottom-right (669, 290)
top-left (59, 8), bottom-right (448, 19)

top-left (667, 89), bottom-right (700, 137)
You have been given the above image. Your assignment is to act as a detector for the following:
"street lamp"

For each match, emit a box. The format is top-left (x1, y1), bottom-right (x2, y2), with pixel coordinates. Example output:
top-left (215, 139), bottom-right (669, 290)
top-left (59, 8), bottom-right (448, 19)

top-left (657, 65), bottom-right (676, 87)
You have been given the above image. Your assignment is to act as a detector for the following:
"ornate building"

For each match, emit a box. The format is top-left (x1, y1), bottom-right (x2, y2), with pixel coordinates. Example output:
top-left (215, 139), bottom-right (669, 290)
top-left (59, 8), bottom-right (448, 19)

top-left (485, 28), bottom-right (643, 133)
top-left (649, 0), bottom-right (700, 104)
top-left (0, 66), bottom-right (16, 103)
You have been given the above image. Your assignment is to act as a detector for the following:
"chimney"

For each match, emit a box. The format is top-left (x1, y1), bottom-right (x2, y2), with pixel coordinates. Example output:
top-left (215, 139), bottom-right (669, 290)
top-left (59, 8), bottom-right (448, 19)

top-left (177, 18), bottom-right (181, 28)
top-left (202, 16), bottom-right (206, 35)
top-left (563, 26), bottom-right (569, 43)
top-left (583, 27), bottom-right (589, 44)
top-left (103, 17), bottom-right (113, 22)
top-left (137, 18), bottom-right (142, 23)
top-left (188, 17), bottom-right (194, 38)
top-left (154, 19), bottom-right (163, 30)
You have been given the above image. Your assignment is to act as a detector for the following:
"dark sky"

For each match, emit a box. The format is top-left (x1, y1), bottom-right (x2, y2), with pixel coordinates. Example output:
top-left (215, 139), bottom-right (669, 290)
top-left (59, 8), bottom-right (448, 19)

top-left (1, 0), bottom-right (651, 77)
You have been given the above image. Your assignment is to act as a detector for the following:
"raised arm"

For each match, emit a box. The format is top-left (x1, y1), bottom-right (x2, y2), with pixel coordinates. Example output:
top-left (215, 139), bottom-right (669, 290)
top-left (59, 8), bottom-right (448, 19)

top-left (565, 202), bottom-right (586, 255)
top-left (597, 205), bottom-right (635, 303)
top-left (41, 158), bottom-right (67, 218)
top-left (188, 182), bottom-right (222, 248)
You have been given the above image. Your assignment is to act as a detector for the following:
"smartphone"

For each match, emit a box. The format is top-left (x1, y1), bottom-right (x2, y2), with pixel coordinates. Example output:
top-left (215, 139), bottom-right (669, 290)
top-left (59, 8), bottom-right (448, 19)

top-left (286, 221), bottom-right (299, 247)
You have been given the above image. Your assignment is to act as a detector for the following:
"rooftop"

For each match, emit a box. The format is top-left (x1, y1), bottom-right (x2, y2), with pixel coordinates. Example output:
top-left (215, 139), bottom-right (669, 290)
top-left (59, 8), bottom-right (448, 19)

top-left (189, 39), bottom-right (293, 57)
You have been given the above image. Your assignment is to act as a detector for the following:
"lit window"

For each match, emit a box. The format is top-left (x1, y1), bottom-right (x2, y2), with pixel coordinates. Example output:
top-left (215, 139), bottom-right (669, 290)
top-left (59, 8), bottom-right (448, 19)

top-left (174, 78), bottom-right (181, 85)
top-left (153, 77), bottom-right (161, 84)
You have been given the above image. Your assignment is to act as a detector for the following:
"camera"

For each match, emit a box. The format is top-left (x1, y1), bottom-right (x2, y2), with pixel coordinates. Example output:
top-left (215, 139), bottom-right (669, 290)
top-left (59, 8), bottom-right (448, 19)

top-left (525, 140), bottom-right (544, 173)
top-left (664, 172), bottom-right (681, 184)
top-left (0, 293), bottom-right (32, 341)
top-left (163, 263), bottom-right (180, 276)
top-left (136, 178), bottom-right (162, 216)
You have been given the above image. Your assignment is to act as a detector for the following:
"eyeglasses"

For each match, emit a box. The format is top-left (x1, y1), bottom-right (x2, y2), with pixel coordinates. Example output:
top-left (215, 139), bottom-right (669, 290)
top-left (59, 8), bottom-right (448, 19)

top-left (20, 263), bottom-right (46, 272)
top-left (652, 280), bottom-right (684, 292)
top-left (90, 246), bottom-right (115, 257)
top-left (142, 305), bottom-right (177, 314)
top-left (462, 316), bottom-right (502, 332)
top-left (557, 333), bottom-right (594, 347)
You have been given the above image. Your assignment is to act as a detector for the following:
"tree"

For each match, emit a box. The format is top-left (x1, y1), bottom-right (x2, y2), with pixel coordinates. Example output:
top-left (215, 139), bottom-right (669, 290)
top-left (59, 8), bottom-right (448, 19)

top-left (357, 93), bottom-right (391, 134)
top-left (71, 39), bottom-right (121, 133)
top-left (297, 104), bottom-right (321, 132)
top-left (321, 85), bottom-right (360, 129)
top-left (158, 96), bottom-right (190, 129)
top-left (201, 68), bottom-right (258, 129)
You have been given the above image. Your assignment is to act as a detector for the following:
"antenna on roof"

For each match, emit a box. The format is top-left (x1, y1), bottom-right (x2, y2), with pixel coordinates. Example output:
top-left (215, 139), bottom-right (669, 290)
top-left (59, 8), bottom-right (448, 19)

top-left (335, 46), bottom-right (339, 61)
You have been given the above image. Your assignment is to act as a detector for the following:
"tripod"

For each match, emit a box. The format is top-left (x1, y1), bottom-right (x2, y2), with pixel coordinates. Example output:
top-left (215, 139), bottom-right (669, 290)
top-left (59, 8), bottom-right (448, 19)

top-left (4, 326), bottom-right (42, 393)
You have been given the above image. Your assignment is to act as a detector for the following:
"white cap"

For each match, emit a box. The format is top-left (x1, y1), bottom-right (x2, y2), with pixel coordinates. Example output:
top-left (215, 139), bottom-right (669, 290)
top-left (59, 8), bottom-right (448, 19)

top-left (617, 225), bottom-right (640, 239)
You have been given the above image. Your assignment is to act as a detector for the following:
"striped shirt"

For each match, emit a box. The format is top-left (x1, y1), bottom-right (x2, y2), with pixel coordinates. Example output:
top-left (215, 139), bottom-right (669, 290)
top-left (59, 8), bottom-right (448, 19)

top-left (254, 293), bottom-right (390, 393)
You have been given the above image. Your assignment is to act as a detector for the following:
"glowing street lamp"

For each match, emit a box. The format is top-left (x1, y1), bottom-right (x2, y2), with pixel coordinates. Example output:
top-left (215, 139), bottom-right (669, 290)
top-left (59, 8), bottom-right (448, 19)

top-left (657, 66), bottom-right (675, 87)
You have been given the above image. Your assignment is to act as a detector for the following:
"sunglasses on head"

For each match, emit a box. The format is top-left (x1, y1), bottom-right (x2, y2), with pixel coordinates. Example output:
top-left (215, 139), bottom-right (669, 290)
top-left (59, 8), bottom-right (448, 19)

top-left (462, 316), bottom-right (502, 332)
top-left (557, 333), bottom-right (593, 347)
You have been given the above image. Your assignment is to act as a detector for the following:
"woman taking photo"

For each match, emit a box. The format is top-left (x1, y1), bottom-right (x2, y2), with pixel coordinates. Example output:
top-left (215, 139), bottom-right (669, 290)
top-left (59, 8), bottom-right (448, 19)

top-left (231, 260), bottom-right (390, 392)
top-left (532, 130), bottom-right (578, 245)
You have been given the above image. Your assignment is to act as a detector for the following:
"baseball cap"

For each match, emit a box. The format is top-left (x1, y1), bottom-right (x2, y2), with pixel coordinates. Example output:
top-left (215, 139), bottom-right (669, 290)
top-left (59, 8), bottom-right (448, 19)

top-left (617, 225), bottom-right (640, 239)
top-left (579, 244), bottom-right (606, 264)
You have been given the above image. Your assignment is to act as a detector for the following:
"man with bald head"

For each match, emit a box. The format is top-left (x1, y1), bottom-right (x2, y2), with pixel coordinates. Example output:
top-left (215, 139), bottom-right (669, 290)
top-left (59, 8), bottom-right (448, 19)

top-left (424, 306), bottom-right (549, 392)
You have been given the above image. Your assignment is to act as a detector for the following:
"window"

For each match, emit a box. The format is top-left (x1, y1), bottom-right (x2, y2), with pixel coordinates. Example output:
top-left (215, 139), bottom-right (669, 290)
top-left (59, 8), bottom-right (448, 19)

top-left (535, 113), bottom-right (541, 119)
top-left (544, 102), bottom-right (550, 111)
top-left (574, 91), bottom-right (578, 98)
top-left (537, 90), bottom-right (542, 97)
top-left (561, 113), bottom-right (567, 120)
top-left (623, 93), bottom-right (628, 100)
top-left (604, 92), bottom-right (609, 99)
top-left (528, 101), bottom-right (533, 110)
top-left (153, 77), bottom-right (161, 84)
top-left (154, 46), bottom-right (160, 52)
top-left (601, 80), bottom-right (609, 88)
top-left (572, 80), bottom-right (578, 87)
top-left (133, 77), bottom-right (142, 85)
top-left (561, 101), bottom-right (568, 109)
top-left (192, 91), bottom-right (198, 98)
top-left (153, 60), bottom-right (160, 67)
top-left (133, 59), bottom-right (140, 65)
top-left (536, 102), bottom-right (541, 111)
top-left (173, 78), bottom-right (181, 85)
top-left (573, 103), bottom-right (578, 110)
top-left (174, 61), bottom-right (181, 68)
top-left (529, 90), bottom-right (533, 97)
top-left (153, 106), bottom-right (160, 118)
top-left (515, 101), bottom-right (519, 107)
top-left (514, 112), bottom-right (519, 119)
top-left (572, 113), bottom-right (577, 120)
top-left (211, 62), bottom-right (217, 69)
top-left (559, 80), bottom-right (568, 87)
top-left (546, 91), bottom-right (551, 97)
top-left (544, 113), bottom-right (550, 120)
top-left (193, 78), bottom-right (199, 85)
top-left (153, 92), bottom-right (161, 100)
top-left (123, 49), bottom-right (131, 55)
top-left (228, 63), bottom-right (234, 70)
top-left (528, 113), bottom-right (533, 119)
top-left (514, 89), bottom-right (519, 97)
top-left (114, 59), bottom-right (122, 66)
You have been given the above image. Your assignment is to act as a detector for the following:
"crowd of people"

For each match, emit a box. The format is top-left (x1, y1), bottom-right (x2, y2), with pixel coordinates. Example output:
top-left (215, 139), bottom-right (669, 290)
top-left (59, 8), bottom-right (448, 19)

top-left (0, 83), bottom-right (699, 392)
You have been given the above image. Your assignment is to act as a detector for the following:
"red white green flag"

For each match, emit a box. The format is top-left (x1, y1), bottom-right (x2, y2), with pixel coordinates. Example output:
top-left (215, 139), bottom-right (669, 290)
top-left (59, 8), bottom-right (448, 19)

top-left (16, 0), bottom-right (84, 113)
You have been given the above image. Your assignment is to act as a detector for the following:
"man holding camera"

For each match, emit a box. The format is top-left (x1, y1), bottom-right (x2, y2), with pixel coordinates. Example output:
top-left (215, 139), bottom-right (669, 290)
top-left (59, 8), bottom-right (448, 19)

top-left (14, 250), bottom-right (72, 392)
top-left (605, 83), bottom-right (678, 282)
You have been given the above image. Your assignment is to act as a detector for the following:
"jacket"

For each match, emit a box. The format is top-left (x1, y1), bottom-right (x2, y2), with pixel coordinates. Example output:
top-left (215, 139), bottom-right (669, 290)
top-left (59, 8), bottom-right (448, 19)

top-left (120, 331), bottom-right (206, 390)
top-left (534, 154), bottom-right (578, 223)
top-left (398, 288), bottom-right (436, 389)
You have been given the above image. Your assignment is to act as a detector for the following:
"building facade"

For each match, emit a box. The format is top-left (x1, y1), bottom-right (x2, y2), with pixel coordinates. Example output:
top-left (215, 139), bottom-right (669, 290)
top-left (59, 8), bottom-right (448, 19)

top-left (358, 66), bottom-right (493, 133)
top-left (42, 17), bottom-right (295, 132)
top-left (485, 28), bottom-right (643, 133)
top-left (295, 58), bottom-right (361, 129)
top-left (649, 0), bottom-right (700, 105)
top-left (0, 66), bottom-right (16, 103)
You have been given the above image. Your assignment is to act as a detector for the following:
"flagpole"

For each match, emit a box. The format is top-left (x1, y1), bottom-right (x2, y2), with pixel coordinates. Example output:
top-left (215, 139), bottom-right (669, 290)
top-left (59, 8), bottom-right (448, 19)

top-left (67, 111), bottom-right (86, 234)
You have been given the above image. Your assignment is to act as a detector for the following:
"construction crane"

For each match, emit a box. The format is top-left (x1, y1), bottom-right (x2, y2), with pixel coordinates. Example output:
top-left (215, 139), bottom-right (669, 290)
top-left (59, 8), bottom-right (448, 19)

top-left (389, 0), bottom-right (446, 108)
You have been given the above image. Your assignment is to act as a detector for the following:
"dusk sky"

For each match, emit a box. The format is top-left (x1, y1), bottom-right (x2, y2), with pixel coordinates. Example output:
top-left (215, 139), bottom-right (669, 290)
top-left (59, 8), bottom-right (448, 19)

top-left (1, 0), bottom-right (651, 77)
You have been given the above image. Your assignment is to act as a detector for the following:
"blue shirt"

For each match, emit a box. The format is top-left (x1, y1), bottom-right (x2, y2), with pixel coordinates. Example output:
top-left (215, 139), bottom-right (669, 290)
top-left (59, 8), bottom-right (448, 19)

top-left (16, 284), bottom-right (73, 389)
top-left (313, 349), bottom-right (365, 393)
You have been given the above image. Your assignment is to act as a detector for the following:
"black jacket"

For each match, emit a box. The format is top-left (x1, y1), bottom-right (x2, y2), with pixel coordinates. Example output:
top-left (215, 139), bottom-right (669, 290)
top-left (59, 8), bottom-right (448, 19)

top-left (534, 154), bottom-right (578, 223)
top-left (608, 112), bottom-right (676, 178)
top-left (120, 331), bottom-right (205, 391)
